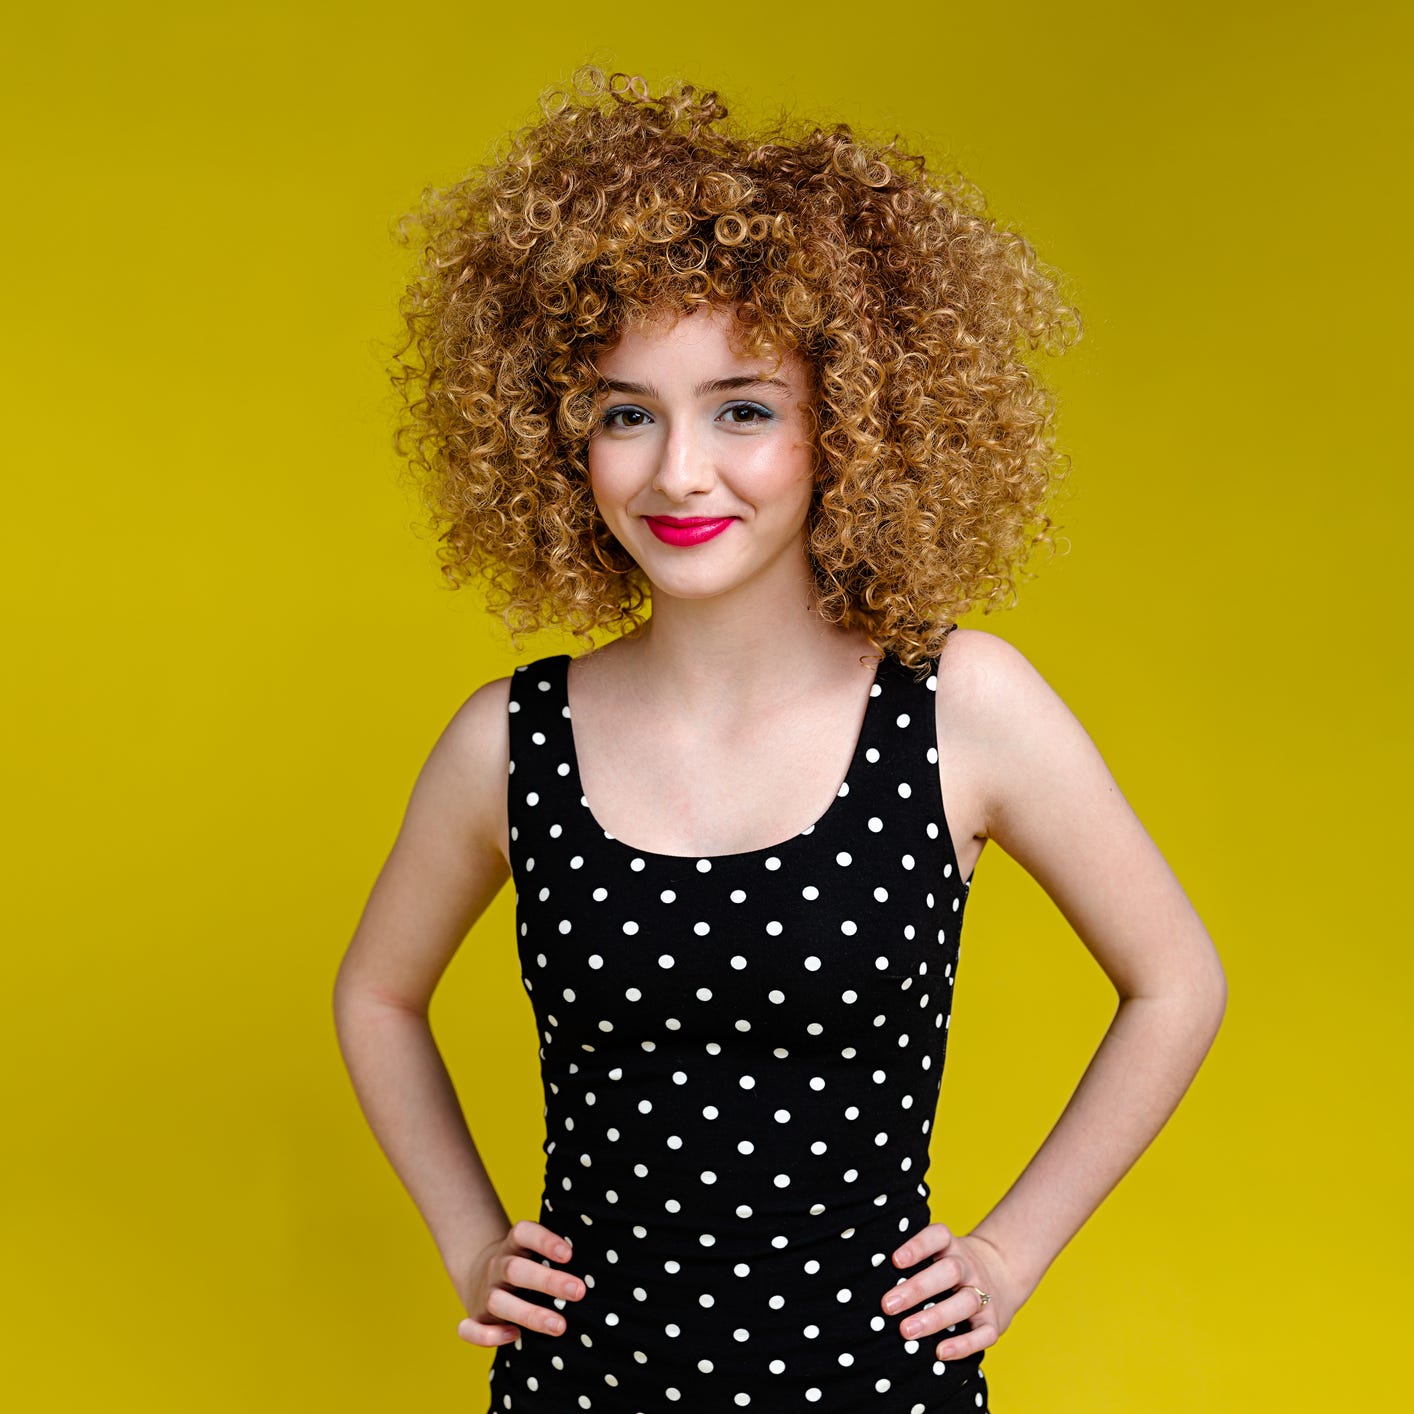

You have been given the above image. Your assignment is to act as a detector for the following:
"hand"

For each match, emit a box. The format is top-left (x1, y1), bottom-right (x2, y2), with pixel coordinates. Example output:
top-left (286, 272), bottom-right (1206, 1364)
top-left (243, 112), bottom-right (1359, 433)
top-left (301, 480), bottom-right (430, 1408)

top-left (882, 1223), bottom-right (1023, 1361)
top-left (455, 1219), bottom-right (585, 1347)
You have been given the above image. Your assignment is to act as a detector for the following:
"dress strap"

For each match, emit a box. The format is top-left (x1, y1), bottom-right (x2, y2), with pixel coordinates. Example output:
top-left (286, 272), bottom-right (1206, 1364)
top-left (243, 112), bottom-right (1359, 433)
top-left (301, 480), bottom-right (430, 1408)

top-left (506, 654), bottom-right (576, 876)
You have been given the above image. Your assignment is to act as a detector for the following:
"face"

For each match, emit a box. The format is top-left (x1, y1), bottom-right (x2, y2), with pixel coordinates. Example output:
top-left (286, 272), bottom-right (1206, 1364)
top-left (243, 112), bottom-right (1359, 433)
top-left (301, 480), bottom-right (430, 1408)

top-left (587, 303), bottom-right (816, 604)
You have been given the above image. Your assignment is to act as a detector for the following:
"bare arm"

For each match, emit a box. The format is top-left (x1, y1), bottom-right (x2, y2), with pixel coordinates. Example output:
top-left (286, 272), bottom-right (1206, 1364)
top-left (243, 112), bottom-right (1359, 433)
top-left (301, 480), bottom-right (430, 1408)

top-left (883, 630), bottom-right (1227, 1357)
top-left (332, 675), bottom-right (584, 1343)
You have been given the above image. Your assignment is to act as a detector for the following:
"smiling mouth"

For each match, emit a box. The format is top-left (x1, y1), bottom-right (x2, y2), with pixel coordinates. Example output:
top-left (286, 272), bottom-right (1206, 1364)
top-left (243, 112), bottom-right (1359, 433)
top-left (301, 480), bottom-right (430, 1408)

top-left (643, 516), bottom-right (736, 546)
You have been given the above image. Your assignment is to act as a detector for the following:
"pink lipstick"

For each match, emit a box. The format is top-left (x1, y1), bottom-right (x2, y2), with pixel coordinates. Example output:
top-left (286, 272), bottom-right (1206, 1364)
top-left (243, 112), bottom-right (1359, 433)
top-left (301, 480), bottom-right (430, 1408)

top-left (644, 516), bottom-right (736, 546)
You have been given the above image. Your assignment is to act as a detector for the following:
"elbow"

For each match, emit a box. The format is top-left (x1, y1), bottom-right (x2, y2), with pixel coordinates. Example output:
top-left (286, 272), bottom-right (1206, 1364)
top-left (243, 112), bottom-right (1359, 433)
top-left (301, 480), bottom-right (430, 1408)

top-left (1190, 950), bottom-right (1228, 1051)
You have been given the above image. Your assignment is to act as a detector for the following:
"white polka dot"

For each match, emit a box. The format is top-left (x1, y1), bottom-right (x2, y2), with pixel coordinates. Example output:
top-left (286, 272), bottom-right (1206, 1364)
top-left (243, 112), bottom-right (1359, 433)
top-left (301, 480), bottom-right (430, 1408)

top-left (804, 956), bottom-right (821, 971)
top-left (730, 888), bottom-right (747, 902)
top-left (658, 954), bottom-right (675, 969)
top-left (731, 955), bottom-right (748, 970)
top-left (696, 859), bottom-right (712, 873)
top-left (835, 851), bottom-right (852, 866)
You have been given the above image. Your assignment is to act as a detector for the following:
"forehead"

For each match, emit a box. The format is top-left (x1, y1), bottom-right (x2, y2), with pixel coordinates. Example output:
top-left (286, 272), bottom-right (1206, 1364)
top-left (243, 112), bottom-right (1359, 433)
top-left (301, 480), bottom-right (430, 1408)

top-left (596, 303), bottom-right (802, 383)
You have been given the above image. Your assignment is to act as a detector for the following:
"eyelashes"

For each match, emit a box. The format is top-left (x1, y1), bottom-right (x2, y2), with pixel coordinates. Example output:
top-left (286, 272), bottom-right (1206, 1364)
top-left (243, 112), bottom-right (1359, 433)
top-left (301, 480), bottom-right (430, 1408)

top-left (598, 401), bottom-right (775, 431)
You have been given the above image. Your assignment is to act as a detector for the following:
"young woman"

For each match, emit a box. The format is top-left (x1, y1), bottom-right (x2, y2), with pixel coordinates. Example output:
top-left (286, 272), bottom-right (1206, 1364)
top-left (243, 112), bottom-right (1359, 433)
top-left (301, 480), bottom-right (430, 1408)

top-left (333, 68), bottom-right (1226, 1413)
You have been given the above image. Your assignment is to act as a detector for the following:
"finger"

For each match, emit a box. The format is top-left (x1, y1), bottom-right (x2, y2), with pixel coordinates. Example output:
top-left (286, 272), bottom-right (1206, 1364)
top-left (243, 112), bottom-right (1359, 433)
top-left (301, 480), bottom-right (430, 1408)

top-left (510, 1218), bottom-right (575, 1265)
top-left (456, 1316), bottom-right (520, 1347)
top-left (486, 1286), bottom-right (569, 1337)
top-left (898, 1287), bottom-right (978, 1341)
top-left (881, 1254), bottom-right (963, 1316)
top-left (891, 1222), bottom-right (952, 1269)
top-left (936, 1319), bottom-right (998, 1362)
top-left (504, 1253), bottom-right (585, 1302)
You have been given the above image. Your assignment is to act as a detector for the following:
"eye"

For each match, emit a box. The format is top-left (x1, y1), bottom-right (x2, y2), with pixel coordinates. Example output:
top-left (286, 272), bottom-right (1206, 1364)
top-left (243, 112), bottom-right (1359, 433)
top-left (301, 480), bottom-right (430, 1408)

top-left (719, 402), bottom-right (773, 426)
top-left (600, 405), bottom-right (651, 430)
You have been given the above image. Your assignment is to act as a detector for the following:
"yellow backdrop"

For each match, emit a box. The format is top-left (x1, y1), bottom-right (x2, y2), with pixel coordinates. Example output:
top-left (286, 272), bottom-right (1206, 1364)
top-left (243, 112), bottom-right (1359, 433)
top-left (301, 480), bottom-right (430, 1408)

top-left (6, 2), bottom-right (1408, 1409)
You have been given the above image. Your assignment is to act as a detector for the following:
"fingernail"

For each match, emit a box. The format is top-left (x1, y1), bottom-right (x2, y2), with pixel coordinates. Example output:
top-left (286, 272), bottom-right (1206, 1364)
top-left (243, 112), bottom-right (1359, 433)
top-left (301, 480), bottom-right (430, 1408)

top-left (902, 1318), bottom-right (921, 1337)
top-left (548, 1315), bottom-right (564, 1334)
top-left (883, 1295), bottom-right (902, 1314)
top-left (558, 1245), bottom-right (572, 1260)
top-left (895, 1247), bottom-right (910, 1264)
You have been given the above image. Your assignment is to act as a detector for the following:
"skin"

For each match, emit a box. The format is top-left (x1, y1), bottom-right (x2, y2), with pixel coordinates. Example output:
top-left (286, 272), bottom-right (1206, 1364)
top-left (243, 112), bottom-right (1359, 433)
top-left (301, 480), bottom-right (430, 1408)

top-left (332, 302), bottom-right (1227, 1369)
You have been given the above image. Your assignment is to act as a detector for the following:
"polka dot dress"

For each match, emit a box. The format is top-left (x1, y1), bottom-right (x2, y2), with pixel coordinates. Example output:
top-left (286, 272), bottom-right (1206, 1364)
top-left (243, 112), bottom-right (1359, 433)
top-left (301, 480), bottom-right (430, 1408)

top-left (491, 651), bottom-right (988, 1413)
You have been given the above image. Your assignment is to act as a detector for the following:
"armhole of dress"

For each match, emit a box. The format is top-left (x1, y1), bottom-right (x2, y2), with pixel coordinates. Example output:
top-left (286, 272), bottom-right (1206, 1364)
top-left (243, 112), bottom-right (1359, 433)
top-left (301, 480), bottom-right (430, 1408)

top-left (506, 664), bottom-right (529, 877)
top-left (925, 649), bottom-right (971, 895)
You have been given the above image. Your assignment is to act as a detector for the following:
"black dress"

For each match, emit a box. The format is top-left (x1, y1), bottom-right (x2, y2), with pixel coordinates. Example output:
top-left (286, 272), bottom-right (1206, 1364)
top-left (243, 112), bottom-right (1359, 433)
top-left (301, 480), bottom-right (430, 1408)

top-left (489, 650), bottom-right (988, 1413)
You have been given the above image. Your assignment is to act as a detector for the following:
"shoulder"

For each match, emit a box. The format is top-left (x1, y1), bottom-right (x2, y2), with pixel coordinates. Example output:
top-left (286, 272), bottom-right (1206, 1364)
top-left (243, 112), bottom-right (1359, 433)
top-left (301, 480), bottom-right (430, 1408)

top-left (931, 629), bottom-right (1094, 829)
top-left (440, 653), bottom-right (573, 779)
top-left (932, 627), bottom-right (1058, 729)
top-left (448, 670), bottom-right (514, 751)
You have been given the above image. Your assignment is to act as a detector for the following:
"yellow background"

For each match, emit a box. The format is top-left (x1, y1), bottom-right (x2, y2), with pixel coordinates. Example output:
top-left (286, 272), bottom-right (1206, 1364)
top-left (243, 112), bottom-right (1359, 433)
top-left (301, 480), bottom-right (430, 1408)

top-left (6, 2), bottom-right (1408, 1408)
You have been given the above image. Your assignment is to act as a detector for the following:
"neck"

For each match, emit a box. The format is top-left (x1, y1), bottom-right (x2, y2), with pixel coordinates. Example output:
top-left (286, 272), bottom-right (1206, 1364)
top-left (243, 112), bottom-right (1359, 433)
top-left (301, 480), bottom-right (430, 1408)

top-left (618, 550), bottom-right (877, 713)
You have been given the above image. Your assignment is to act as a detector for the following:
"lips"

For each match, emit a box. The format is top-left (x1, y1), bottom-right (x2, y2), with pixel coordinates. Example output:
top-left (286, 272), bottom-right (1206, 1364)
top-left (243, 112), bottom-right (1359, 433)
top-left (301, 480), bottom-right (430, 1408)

top-left (644, 516), bottom-right (736, 546)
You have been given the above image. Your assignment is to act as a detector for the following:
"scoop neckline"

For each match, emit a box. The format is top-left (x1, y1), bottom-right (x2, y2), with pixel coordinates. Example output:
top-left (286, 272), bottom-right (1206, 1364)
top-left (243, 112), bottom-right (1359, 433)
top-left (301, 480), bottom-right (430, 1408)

top-left (556, 650), bottom-right (889, 864)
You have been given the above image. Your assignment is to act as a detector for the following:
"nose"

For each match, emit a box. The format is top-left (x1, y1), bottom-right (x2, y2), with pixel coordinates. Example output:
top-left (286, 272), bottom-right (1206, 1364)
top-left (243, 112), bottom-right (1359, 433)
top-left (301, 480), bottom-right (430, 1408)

top-left (650, 420), bottom-right (717, 503)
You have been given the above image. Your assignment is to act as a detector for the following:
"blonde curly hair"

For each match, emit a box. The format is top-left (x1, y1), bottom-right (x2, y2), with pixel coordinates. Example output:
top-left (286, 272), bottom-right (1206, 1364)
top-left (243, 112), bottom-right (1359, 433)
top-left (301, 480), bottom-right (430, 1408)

top-left (390, 66), bottom-right (1080, 670)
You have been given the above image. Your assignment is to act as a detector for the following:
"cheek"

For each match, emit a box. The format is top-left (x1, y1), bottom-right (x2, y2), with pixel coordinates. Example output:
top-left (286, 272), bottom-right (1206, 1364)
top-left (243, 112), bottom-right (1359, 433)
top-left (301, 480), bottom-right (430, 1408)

top-left (586, 443), bottom-right (626, 509)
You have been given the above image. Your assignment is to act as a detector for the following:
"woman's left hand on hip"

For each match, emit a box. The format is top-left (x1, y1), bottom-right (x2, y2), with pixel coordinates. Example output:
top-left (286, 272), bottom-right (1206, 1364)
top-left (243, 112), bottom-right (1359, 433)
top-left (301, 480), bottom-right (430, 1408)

top-left (882, 1223), bottom-right (1022, 1361)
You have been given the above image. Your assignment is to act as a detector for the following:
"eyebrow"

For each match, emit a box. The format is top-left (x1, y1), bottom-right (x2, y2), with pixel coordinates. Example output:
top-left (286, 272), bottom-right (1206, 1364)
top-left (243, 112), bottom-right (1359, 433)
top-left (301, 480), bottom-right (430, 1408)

top-left (599, 375), bottom-right (793, 398)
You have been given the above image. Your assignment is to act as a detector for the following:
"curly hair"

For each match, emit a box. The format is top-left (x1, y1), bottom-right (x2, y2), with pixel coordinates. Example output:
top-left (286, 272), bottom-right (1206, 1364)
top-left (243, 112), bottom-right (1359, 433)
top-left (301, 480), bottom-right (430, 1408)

top-left (390, 66), bottom-right (1080, 670)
